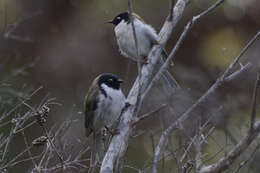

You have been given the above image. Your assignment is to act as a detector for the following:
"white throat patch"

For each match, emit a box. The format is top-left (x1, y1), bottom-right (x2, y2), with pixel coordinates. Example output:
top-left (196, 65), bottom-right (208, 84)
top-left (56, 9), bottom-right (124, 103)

top-left (101, 83), bottom-right (123, 98)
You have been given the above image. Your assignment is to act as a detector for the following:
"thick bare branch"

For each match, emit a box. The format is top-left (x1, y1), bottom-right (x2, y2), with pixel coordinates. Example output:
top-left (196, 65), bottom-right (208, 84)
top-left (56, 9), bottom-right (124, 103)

top-left (100, 0), bottom-right (190, 172)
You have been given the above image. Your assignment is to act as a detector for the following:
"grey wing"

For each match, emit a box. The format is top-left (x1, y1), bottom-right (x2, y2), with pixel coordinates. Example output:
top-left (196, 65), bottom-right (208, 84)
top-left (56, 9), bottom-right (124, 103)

top-left (84, 88), bottom-right (99, 137)
top-left (144, 25), bottom-right (159, 45)
top-left (143, 25), bottom-right (170, 58)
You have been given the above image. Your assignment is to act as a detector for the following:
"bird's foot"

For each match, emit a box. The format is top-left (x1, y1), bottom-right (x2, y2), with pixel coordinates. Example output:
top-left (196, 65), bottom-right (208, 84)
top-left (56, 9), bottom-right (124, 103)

top-left (143, 57), bottom-right (151, 65)
top-left (101, 128), bottom-right (108, 138)
top-left (137, 56), bottom-right (150, 65)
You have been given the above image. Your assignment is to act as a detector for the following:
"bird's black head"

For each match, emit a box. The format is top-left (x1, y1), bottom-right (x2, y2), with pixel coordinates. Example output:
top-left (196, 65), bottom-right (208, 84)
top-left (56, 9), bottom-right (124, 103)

top-left (98, 73), bottom-right (123, 90)
top-left (108, 12), bottom-right (130, 26)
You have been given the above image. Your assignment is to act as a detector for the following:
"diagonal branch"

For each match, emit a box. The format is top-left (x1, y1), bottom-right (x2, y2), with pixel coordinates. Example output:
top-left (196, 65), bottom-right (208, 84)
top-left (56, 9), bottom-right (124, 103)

top-left (132, 104), bottom-right (168, 125)
top-left (143, 0), bottom-right (225, 100)
top-left (100, 0), bottom-right (190, 172)
top-left (224, 63), bottom-right (252, 82)
top-left (222, 31), bottom-right (260, 78)
top-left (232, 143), bottom-right (260, 173)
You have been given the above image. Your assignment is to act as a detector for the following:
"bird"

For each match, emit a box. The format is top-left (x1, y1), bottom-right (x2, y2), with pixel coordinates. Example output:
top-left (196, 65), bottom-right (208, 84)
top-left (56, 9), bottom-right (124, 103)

top-left (84, 73), bottom-right (125, 137)
top-left (108, 11), bottom-right (179, 89)
top-left (84, 73), bottom-right (125, 168)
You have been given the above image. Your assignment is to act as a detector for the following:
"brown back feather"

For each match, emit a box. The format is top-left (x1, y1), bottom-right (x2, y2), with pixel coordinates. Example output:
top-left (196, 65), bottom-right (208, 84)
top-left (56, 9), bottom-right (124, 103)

top-left (84, 75), bottom-right (101, 113)
top-left (132, 13), bottom-right (146, 24)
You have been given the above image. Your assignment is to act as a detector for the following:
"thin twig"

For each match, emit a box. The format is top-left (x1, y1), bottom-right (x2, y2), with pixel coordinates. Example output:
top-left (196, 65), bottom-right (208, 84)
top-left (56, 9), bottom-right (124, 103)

top-left (133, 104), bottom-right (167, 125)
top-left (128, 0), bottom-right (139, 63)
top-left (222, 31), bottom-right (260, 78)
top-left (14, 120), bottom-right (37, 134)
top-left (22, 131), bottom-right (38, 169)
top-left (2, 86), bottom-right (43, 123)
top-left (3, 155), bottom-right (41, 170)
top-left (128, 0), bottom-right (143, 118)
top-left (2, 146), bottom-right (33, 170)
top-left (224, 63), bottom-right (252, 82)
top-left (42, 125), bottom-right (64, 166)
top-left (232, 144), bottom-right (260, 173)
top-left (180, 120), bottom-right (215, 163)
top-left (1, 126), bottom-right (15, 161)
top-left (250, 69), bottom-right (260, 132)
top-left (195, 135), bottom-right (203, 172)
top-left (149, 131), bottom-right (156, 157)
top-left (203, 144), bottom-right (230, 165)
top-left (141, 146), bottom-right (184, 172)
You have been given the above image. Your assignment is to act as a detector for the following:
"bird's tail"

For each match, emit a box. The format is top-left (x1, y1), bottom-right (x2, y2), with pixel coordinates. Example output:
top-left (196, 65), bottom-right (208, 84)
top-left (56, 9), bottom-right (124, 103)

top-left (154, 55), bottom-right (180, 91)
top-left (88, 132), bottom-right (105, 173)
top-left (162, 68), bottom-right (180, 89)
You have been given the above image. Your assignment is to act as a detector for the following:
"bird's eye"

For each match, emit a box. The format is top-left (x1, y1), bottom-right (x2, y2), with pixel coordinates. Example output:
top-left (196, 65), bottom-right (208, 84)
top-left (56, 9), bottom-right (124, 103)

top-left (108, 78), bottom-right (113, 82)
top-left (117, 17), bottom-right (121, 20)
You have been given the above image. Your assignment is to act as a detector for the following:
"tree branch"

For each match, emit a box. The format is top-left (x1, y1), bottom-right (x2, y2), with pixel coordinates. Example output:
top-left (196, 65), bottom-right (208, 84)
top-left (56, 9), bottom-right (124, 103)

top-left (197, 68), bottom-right (260, 173)
top-left (100, 0), bottom-right (190, 172)
top-left (143, 0), bottom-right (225, 100)
top-left (152, 31), bottom-right (259, 173)
top-left (200, 121), bottom-right (260, 173)
top-left (224, 63), bottom-right (252, 82)
top-left (232, 143), bottom-right (260, 173)
top-left (132, 104), bottom-right (167, 125)
top-left (151, 1), bottom-right (226, 172)
top-left (250, 69), bottom-right (260, 132)
top-left (222, 31), bottom-right (260, 78)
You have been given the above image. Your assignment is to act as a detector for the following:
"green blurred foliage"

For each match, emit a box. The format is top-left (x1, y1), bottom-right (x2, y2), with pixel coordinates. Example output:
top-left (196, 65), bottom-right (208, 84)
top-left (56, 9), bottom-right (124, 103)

top-left (198, 26), bottom-right (246, 69)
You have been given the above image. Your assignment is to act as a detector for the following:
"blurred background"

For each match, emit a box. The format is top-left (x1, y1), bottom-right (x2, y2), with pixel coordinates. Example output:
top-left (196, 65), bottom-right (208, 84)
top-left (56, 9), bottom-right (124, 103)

top-left (1, 0), bottom-right (260, 172)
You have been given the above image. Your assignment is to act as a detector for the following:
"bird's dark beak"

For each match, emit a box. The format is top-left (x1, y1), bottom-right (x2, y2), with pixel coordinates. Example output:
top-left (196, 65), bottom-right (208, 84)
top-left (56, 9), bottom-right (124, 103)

top-left (118, 79), bottom-right (124, 83)
top-left (107, 20), bottom-right (114, 24)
